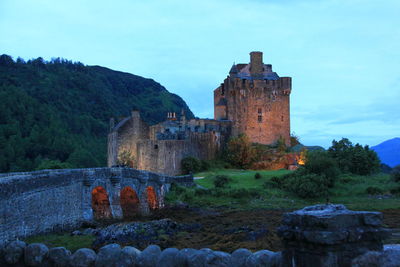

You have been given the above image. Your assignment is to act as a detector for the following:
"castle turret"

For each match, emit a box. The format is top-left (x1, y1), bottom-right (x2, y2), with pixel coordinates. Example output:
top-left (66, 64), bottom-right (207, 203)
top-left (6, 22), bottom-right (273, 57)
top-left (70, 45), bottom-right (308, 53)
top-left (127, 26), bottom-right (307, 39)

top-left (250, 51), bottom-right (263, 77)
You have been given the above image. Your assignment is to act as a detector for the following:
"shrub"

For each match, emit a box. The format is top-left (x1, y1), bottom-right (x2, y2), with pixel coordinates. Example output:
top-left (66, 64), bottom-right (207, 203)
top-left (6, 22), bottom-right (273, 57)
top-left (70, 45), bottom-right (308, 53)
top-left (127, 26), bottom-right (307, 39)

top-left (304, 151), bottom-right (340, 187)
top-left (366, 186), bottom-right (384, 195)
top-left (254, 173), bottom-right (262, 179)
top-left (226, 134), bottom-right (258, 169)
top-left (181, 157), bottom-right (201, 174)
top-left (194, 188), bottom-right (209, 196)
top-left (283, 173), bottom-right (329, 198)
top-left (200, 160), bottom-right (211, 171)
top-left (391, 165), bottom-right (400, 182)
top-left (338, 175), bottom-right (357, 184)
top-left (214, 175), bottom-right (230, 188)
top-left (226, 188), bottom-right (261, 199)
top-left (390, 186), bottom-right (400, 196)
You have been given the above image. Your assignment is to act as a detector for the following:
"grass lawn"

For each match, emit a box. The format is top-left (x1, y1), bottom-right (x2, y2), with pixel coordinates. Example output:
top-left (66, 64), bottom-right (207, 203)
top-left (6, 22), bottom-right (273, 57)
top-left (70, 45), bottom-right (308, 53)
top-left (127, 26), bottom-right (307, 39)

top-left (25, 233), bottom-right (95, 252)
top-left (167, 168), bottom-right (400, 211)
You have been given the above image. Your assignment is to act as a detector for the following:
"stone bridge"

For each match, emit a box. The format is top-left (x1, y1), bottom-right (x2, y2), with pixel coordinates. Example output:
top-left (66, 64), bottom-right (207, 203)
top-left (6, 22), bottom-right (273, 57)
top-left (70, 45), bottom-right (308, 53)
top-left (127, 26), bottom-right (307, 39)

top-left (0, 167), bottom-right (193, 241)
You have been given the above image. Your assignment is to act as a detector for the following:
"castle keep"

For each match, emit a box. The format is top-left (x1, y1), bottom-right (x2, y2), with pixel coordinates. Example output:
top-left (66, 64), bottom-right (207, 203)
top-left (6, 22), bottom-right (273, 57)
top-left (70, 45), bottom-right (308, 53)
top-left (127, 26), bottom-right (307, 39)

top-left (214, 51), bottom-right (291, 146)
top-left (108, 52), bottom-right (292, 175)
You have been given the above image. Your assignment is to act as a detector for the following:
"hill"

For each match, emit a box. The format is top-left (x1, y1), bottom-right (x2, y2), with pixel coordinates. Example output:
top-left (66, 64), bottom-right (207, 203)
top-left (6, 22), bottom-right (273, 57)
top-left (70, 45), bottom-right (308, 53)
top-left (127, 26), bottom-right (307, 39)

top-left (0, 54), bottom-right (194, 172)
top-left (371, 138), bottom-right (400, 167)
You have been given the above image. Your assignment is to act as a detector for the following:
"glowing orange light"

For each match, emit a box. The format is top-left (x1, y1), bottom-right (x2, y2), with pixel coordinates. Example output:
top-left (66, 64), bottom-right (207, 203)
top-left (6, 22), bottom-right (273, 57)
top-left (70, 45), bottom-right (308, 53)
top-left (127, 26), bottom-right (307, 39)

top-left (146, 186), bottom-right (158, 210)
top-left (120, 186), bottom-right (140, 219)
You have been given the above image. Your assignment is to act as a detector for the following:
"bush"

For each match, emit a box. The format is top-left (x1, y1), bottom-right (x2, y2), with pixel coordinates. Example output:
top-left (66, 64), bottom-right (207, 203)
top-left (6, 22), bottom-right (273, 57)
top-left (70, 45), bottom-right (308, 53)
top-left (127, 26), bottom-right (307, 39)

top-left (226, 134), bottom-right (258, 169)
top-left (254, 173), bottom-right (262, 179)
top-left (200, 160), bottom-right (211, 171)
top-left (390, 186), bottom-right (400, 196)
top-left (283, 173), bottom-right (329, 198)
top-left (391, 165), bottom-right (400, 182)
top-left (194, 188), bottom-right (210, 196)
top-left (304, 151), bottom-right (340, 187)
top-left (338, 175), bottom-right (357, 184)
top-left (181, 157), bottom-right (201, 174)
top-left (226, 188), bottom-right (261, 199)
top-left (366, 186), bottom-right (384, 195)
top-left (214, 175), bottom-right (230, 188)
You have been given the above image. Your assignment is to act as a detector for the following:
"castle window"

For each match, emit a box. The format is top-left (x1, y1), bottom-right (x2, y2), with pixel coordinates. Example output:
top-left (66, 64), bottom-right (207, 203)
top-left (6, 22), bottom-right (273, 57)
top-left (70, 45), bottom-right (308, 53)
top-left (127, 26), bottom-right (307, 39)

top-left (258, 108), bottom-right (262, 114)
top-left (281, 116), bottom-right (284, 122)
top-left (258, 115), bottom-right (262, 123)
top-left (154, 144), bottom-right (158, 149)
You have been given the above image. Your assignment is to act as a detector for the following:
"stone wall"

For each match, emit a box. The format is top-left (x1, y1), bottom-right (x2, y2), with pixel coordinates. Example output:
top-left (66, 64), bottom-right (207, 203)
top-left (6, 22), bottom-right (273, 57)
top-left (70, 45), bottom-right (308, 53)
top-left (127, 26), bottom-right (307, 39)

top-left (0, 168), bottom-right (193, 242)
top-left (136, 131), bottom-right (227, 175)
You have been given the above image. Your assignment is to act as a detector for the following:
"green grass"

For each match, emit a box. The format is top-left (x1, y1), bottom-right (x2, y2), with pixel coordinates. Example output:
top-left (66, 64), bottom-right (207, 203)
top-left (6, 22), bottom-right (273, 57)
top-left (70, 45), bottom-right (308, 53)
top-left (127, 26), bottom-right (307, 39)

top-left (166, 169), bottom-right (400, 211)
top-left (24, 233), bottom-right (95, 252)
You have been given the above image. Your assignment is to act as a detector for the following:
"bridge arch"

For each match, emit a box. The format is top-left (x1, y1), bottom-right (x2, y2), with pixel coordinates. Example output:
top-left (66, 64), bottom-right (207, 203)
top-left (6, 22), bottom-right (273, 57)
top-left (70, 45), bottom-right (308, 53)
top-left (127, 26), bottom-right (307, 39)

top-left (146, 185), bottom-right (159, 210)
top-left (91, 186), bottom-right (112, 220)
top-left (120, 186), bottom-right (140, 219)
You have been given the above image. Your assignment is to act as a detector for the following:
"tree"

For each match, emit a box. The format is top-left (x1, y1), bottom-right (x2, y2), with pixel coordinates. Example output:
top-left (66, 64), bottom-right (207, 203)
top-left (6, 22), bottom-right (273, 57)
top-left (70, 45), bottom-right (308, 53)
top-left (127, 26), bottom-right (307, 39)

top-left (328, 138), bottom-right (380, 175)
top-left (226, 134), bottom-right (258, 169)
top-left (36, 159), bottom-right (72, 170)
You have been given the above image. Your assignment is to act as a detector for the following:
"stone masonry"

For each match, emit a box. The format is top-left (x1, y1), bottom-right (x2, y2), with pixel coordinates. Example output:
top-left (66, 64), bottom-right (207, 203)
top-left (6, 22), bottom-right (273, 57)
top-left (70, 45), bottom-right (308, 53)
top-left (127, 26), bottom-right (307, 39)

top-left (0, 167), bottom-right (193, 242)
top-left (278, 204), bottom-right (391, 267)
top-left (214, 51), bottom-right (292, 146)
top-left (108, 51), bottom-right (293, 175)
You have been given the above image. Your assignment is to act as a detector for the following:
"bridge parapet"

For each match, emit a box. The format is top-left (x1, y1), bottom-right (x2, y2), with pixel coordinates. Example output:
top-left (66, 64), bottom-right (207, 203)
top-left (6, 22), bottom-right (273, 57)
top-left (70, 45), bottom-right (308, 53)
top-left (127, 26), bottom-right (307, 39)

top-left (0, 167), bottom-right (194, 242)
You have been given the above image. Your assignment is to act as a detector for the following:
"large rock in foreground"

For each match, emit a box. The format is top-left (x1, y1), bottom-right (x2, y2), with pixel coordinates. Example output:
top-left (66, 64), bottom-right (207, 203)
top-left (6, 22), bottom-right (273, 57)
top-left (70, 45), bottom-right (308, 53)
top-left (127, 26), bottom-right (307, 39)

top-left (278, 204), bottom-right (391, 267)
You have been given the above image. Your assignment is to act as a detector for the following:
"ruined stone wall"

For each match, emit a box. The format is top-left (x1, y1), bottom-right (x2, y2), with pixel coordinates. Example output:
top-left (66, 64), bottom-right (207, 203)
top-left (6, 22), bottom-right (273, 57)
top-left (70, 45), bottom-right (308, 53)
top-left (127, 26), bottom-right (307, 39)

top-left (107, 112), bottom-right (150, 167)
top-left (0, 168), bottom-right (193, 242)
top-left (214, 76), bottom-right (291, 146)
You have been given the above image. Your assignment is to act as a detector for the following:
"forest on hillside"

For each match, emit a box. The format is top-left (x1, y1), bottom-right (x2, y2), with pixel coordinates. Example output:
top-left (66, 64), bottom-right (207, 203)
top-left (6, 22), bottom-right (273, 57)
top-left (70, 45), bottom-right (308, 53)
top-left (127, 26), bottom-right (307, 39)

top-left (0, 54), bottom-right (194, 173)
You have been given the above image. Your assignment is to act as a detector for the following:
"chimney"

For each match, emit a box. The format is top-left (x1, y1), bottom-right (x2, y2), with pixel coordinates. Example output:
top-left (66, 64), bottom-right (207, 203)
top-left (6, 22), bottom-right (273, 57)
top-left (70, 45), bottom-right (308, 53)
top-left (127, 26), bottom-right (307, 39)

top-left (250, 51), bottom-right (263, 76)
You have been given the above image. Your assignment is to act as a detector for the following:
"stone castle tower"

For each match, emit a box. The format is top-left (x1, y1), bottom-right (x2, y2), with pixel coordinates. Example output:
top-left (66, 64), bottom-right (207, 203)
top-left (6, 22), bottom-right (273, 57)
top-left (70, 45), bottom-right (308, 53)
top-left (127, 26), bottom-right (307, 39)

top-left (214, 51), bottom-right (292, 146)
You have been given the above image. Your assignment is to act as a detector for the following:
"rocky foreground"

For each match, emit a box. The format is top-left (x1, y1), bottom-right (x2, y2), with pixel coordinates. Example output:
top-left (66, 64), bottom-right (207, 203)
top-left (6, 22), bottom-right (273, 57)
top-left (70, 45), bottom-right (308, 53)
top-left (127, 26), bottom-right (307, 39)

top-left (1, 204), bottom-right (400, 266)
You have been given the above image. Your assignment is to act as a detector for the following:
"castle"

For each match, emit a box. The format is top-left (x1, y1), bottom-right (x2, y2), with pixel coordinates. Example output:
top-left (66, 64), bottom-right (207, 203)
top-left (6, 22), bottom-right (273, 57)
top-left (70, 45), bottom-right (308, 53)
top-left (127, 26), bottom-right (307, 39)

top-left (107, 52), bottom-right (292, 175)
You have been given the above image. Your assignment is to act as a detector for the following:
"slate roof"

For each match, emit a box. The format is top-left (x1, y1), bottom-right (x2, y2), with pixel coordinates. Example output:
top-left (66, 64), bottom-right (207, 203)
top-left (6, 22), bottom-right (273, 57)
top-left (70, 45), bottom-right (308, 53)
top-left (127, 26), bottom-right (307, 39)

top-left (230, 63), bottom-right (279, 80)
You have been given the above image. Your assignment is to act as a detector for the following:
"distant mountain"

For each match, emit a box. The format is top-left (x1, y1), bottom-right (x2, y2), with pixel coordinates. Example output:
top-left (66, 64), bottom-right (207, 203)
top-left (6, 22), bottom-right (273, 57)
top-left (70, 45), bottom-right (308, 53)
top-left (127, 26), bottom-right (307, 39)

top-left (371, 138), bottom-right (400, 167)
top-left (0, 54), bottom-right (194, 172)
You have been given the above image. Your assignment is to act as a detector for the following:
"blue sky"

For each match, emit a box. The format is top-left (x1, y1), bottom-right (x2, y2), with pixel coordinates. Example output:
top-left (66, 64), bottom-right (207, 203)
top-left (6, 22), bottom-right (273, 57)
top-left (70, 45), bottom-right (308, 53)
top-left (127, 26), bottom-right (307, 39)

top-left (1, 0), bottom-right (399, 147)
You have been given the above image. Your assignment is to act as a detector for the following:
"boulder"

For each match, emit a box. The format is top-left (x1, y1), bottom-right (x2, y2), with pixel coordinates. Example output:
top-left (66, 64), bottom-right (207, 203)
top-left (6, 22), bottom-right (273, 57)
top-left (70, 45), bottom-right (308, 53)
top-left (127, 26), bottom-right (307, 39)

top-left (186, 249), bottom-right (209, 267)
top-left (175, 248), bottom-right (198, 267)
top-left (245, 250), bottom-right (277, 267)
top-left (205, 250), bottom-right (231, 267)
top-left (95, 243), bottom-right (121, 267)
top-left (48, 247), bottom-right (72, 267)
top-left (231, 248), bottom-right (252, 267)
top-left (69, 248), bottom-right (96, 267)
top-left (157, 247), bottom-right (179, 267)
top-left (115, 246), bottom-right (141, 267)
top-left (137, 244), bottom-right (161, 267)
top-left (380, 246), bottom-right (400, 267)
top-left (4, 240), bottom-right (27, 264)
top-left (24, 243), bottom-right (49, 266)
